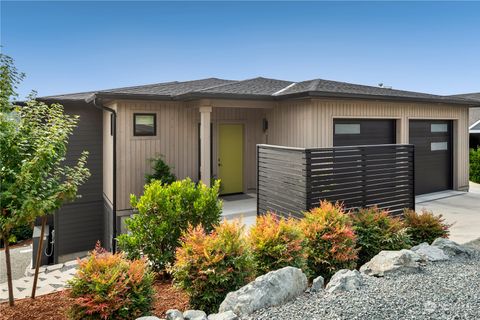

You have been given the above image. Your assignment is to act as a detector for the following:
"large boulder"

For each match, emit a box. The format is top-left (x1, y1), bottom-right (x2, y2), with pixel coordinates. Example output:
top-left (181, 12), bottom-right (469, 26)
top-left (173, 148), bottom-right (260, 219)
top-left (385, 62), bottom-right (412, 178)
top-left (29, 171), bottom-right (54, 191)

top-left (207, 311), bottom-right (238, 320)
top-left (325, 269), bottom-right (364, 293)
top-left (183, 310), bottom-right (207, 320)
top-left (218, 266), bottom-right (308, 316)
top-left (431, 238), bottom-right (473, 257)
top-left (411, 242), bottom-right (449, 261)
top-left (360, 249), bottom-right (423, 277)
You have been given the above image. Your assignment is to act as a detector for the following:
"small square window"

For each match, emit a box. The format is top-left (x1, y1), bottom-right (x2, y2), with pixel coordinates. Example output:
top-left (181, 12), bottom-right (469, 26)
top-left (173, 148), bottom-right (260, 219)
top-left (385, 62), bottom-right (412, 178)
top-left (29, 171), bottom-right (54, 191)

top-left (335, 123), bottom-right (361, 134)
top-left (431, 123), bottom-right (448, 133)
top-left (133, 113), bottom-right (156, 136)
top-left (431, 142), bottom-right (448, 151)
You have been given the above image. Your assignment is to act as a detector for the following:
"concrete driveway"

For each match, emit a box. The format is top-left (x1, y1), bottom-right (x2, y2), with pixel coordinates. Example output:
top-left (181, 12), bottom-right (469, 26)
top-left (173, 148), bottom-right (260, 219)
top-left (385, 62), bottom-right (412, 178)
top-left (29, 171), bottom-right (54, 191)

top-left (0, 242), bottom-right (32, 284)
top-left (416, 182), bottom-right (480, 244)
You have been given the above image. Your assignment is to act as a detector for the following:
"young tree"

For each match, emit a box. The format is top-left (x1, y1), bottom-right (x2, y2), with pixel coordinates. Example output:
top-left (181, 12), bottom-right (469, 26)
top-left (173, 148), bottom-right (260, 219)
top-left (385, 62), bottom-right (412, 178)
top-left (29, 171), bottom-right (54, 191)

top-left (0, 53), bottom-right (90, 306)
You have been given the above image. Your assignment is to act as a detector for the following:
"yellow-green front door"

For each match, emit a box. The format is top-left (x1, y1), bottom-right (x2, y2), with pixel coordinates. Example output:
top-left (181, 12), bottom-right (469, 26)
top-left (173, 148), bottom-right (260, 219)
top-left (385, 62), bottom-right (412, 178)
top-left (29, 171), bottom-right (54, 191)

top-left (218, 124), bottom-right (243, 195)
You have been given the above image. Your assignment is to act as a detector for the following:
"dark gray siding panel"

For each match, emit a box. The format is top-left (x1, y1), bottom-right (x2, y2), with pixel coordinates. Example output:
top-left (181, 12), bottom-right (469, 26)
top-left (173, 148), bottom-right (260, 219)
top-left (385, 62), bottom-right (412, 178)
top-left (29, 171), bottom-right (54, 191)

top-left (333, 119), bottom-right (396, 146)
top-left (54, 102), bottom-right (104, 262)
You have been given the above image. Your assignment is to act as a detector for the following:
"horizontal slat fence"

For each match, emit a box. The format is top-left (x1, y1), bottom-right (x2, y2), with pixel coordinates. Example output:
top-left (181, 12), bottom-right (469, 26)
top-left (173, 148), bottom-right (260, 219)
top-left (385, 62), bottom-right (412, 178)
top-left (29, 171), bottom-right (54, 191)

top-left (257, 144), bottom-right (415, 218)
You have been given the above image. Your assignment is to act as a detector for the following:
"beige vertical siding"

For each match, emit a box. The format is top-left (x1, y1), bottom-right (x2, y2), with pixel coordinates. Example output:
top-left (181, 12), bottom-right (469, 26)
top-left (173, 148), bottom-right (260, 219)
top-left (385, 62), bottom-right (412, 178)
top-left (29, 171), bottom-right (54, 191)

top-left (112, 100), bottom-right (267, 210)
top-left (267, 98), bottom-right (470, 191)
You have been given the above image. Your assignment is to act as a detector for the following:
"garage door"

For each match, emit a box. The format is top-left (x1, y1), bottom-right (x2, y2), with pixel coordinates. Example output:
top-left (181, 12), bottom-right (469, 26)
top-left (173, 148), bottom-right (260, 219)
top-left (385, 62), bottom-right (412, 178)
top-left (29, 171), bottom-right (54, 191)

top-left (409, 120), bottom-right (452, 195)
top-left (333, 119), bottom-right (396, 146)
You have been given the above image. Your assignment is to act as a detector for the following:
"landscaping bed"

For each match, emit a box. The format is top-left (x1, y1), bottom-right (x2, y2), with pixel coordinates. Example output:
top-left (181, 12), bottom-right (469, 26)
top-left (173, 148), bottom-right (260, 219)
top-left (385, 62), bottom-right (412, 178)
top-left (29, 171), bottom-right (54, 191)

top-left (244, 250), bottom-right (480, 320)
top-left (0, 281), bottom-right (188, 320)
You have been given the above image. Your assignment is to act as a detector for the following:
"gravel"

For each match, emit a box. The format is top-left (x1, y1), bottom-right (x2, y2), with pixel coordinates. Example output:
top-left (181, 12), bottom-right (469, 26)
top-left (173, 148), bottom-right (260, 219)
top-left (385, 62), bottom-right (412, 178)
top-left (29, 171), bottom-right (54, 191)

top-left (244, 249), bottom-right (480, 320)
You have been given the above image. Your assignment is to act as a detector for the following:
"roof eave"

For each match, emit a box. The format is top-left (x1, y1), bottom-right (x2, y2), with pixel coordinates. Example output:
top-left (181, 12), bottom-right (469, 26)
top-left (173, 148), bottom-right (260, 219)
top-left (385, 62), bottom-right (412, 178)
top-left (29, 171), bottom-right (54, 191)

top-left (277, 91), bottom-right (480, 106)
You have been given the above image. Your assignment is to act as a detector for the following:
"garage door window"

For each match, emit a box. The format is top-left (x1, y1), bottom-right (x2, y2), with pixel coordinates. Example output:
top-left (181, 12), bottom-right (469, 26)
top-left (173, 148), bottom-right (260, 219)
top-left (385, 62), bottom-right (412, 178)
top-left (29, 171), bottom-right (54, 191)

top-left (431, 142), bottom-right (448, 151)
top-left (431, 124), bottom-right (448, 133)
top-left (335, 123), bottom-right (360, 134)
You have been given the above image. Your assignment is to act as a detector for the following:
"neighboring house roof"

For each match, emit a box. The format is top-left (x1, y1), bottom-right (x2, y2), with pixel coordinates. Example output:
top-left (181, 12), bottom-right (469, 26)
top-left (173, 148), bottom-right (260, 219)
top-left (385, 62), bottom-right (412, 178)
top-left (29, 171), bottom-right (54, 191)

top-left (38, 77), bottom-right (480, 106)
top-left (450, 93), bottom-right (480, 127)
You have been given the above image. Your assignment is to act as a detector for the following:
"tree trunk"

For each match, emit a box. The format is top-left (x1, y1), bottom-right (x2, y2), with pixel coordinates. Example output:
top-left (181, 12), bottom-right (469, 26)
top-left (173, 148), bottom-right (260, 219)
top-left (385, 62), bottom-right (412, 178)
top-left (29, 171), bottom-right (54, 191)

top-left (31, 216), bottom-right (47, 299)
top-left (4, 234), bottom-right (15, 306)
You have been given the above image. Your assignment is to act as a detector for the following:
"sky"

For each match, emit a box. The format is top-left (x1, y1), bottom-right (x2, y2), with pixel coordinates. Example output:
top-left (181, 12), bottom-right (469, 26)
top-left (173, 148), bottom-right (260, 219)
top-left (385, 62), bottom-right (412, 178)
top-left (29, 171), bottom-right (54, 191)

top-left (1, 1), bottom-right (479, 99)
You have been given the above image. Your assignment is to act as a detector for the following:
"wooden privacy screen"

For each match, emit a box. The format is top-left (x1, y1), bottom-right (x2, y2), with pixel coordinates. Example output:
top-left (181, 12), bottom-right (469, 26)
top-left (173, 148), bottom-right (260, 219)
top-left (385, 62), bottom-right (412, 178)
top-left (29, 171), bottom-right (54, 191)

top-left (257, 144), bottom-right (415, 218)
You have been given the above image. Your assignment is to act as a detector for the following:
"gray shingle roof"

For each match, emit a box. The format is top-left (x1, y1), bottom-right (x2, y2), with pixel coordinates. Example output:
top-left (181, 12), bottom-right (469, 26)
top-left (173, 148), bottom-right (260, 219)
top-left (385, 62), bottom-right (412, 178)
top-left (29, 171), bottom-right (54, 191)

top-left (449, 93), bottom-right (480, 125)
top-left (99, 78), bottom-right (236, 96)
top-left (39, 91), bottom-right (96, 101)
top-left (192, 77), bottom-right (293, 96)
top-left (38, 77), bottom-right (480, 106)
top-left (278, 78), bottom-right (444, 100)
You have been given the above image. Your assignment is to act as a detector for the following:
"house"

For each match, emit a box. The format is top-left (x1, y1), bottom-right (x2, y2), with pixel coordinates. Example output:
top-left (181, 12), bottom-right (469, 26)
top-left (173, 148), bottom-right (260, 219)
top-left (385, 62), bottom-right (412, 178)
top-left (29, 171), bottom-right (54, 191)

top-left (37, 77), bottom-right (479, 263)
top-left (450, 93), bottom-right (480, 148)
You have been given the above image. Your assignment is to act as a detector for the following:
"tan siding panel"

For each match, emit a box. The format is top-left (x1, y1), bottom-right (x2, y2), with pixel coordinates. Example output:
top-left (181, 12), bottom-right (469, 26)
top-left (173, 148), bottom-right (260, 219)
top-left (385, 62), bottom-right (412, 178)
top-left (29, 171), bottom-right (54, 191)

top-left (267, 98), bottom-right (469, 192)
top-left (114, 100), bottom-right (266, 210)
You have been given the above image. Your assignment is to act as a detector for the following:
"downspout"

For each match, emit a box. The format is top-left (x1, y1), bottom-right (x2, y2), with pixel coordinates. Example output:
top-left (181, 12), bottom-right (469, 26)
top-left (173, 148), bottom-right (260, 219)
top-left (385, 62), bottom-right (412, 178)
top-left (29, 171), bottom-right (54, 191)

top-left (91, 97), bottom-right (117, 253)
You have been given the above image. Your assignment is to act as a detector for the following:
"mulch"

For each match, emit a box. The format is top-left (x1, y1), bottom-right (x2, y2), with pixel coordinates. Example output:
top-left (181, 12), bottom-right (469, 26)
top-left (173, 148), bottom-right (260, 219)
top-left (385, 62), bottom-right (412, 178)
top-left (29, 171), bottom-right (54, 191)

top-left (0, 281), bottom-right (189, 320)
top-left (0, 239), bottom-right (33, 251)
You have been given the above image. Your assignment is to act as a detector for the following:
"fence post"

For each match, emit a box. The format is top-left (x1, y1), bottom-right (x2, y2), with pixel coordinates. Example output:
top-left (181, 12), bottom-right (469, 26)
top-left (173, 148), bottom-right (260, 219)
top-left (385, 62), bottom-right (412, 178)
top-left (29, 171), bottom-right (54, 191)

top-left (305, 149), bottom-right (311, 211)
top-left (256, 145), bottom-right (260, 216)
top-left (411, 145), bottom-right (416, 211)
top-left (361, 147), bottom-right (368, 208)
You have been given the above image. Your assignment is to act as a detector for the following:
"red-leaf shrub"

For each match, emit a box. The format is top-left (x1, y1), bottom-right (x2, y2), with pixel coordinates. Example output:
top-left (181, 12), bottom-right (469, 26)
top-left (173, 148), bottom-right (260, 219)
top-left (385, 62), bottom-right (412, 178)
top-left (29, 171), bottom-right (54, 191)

top-left (301, 201), bottom-right (358, 279)
top-left (170, 220), bottom-right (254, 314)
top-left (68, 242), bottom-right (155, 320)
top-left (249, 213), bottom-right (306, 276)
top-left (403, 209), bottom-right (451, 245)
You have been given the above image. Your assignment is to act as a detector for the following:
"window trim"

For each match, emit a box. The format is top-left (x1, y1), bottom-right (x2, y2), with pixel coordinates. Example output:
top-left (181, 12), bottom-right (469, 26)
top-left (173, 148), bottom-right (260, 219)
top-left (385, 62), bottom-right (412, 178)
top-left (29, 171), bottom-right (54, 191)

top-left (133, 113), bottom-right (157, 136)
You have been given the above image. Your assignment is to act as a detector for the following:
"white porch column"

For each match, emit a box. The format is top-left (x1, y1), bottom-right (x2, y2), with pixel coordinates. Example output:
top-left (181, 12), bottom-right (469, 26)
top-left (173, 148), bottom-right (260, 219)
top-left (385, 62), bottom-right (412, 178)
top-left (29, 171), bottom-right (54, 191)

top-left (199, 106), bottom-right (212, 187)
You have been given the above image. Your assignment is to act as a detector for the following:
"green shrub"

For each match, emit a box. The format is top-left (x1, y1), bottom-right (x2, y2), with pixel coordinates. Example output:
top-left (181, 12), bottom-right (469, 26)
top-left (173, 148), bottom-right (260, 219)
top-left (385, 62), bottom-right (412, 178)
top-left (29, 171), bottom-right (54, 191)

top-left (145, 155), bottom-right (176, 184)
top-left (249, 213), bottom-right (306, 276)
top-left (351, 207), bottom-right (411, 265)
top-left (0, 223), bottom-right (33, 248)
top-left (470, 148), bottom-right (480, 183)
top-left (68, 242), bottom-right (155, 320)
top-left (403, 209), bottom-right (450, 245)
top-left (170, 220), bottom-right (254, 314)
top-left (300, 201), bottom-right (358, 279)
top-left (117, 178), bottom-right (222, 273)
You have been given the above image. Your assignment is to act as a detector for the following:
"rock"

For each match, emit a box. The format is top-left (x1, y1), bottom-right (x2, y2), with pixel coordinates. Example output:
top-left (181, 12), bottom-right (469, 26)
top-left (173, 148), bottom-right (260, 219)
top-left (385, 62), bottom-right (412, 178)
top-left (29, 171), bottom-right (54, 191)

top-left (411, 242), bottom-right (449, 261)
top-left (183, 310), bottom-right (207, 320)
top-left (219, 266), bottom-right (308, 316)
top-left (207, 310), bottom-right (238, 320)
top-left (431, 238), bottom-right (473, 257)
top-left (136, 317), bottom-right (161, 320)
top-left (360, 249), bottom-right (423, 277)
top-left (311, 275), bottom-right (324, 292)
top-left (325, 269), bottom-right (363, 293)
top-left (166, 309), bottom-right (185, 320)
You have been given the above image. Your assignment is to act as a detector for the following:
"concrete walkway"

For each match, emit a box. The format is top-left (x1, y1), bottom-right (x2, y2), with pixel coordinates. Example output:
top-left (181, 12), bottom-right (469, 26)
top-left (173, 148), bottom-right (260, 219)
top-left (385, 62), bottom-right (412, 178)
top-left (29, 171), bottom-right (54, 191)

top-left (0, 260), bottom-right (78, 302)
top-left (415, 182), bottom-right (480, 244)
top-left (221, 193), bottom-right (257, 228)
